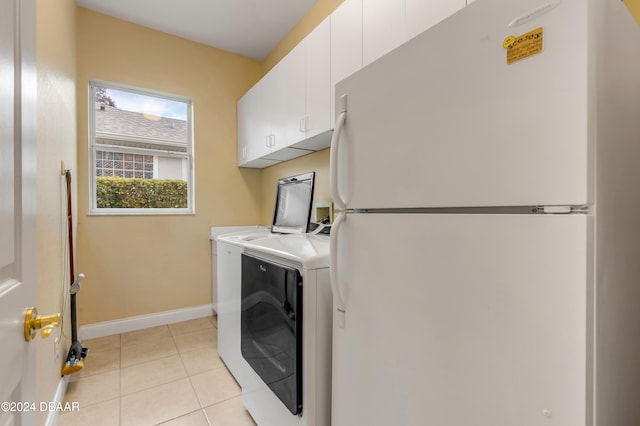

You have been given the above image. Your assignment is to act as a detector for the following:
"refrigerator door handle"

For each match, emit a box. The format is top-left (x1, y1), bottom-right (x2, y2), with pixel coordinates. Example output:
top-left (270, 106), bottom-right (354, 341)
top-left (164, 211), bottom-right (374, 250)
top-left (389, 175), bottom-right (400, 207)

top-left (330, 211), bottom-right (346, 328)
top-left (330, 95), bottom-right (347, 210)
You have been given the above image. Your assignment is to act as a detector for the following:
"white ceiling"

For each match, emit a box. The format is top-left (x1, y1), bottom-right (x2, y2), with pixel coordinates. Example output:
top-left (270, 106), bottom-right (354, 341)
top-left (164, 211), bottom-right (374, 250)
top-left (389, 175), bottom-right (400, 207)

top-left (76, 0), bottom-right (320, 60)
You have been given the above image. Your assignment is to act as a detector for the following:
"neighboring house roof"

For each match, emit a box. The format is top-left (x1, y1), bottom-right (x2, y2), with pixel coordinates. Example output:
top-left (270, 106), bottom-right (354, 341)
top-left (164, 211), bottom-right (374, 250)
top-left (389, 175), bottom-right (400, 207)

top-left (95, 103), bottom-right (187, 144)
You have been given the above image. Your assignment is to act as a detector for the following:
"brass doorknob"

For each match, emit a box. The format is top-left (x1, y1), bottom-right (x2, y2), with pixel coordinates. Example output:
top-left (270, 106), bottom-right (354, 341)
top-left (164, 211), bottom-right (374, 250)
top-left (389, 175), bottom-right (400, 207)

top-left (24, 307), bottom-right (61, 341)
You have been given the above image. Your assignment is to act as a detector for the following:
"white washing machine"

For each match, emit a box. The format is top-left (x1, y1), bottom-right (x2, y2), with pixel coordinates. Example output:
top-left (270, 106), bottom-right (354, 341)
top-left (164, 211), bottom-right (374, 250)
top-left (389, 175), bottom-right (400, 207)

top-left (210, 226), bottom-right (270, 313)
top-left (213, 227), bottom-right (273, 389)
top-left (240, 233), bottom-right (332, 426)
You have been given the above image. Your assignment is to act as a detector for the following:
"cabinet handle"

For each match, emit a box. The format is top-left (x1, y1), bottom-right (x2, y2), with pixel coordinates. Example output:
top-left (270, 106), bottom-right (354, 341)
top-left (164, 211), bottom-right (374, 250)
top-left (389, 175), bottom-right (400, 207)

top-left (270, 134), bottom-right (276, 147)
top-left (265, 135), bottom-right (270, 148)
top-left (300, 116), bottom-right (311, 133)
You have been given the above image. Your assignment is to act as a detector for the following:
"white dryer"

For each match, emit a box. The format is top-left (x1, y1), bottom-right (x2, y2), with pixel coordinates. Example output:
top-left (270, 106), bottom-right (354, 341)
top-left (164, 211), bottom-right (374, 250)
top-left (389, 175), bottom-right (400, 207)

top-left (240, 233), bottom-right (332, 426)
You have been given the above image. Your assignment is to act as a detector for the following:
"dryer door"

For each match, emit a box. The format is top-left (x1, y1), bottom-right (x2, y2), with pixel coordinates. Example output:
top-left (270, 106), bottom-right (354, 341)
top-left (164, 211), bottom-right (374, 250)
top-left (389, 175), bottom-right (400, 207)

top-left (241, 254), bottom-right (303, 415)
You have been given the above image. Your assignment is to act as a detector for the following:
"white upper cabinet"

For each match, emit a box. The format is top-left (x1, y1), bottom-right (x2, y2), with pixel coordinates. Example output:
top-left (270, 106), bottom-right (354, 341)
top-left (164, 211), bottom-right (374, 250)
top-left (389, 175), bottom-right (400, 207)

top-left (237, 18), bottom-right (330, 167)
top-left (237, 87), bottom-right (251, 166)
top-left (405, 0), bottom-right (466, 41)
top-left (265, 22), bottom-right (331, 159)
top-left (304, 18), bottom-right (331, 141)
top-left (274, 45), bottom-right (305, 149)
top-left (262, 55), bottom-right (311, 163)
top-left (237, 78), bottom-right (279, 168)
top-left (238, 0), bottom-right (472, 167)
top-left (362, 0), bottom-right (405, 67)
top-left (330, 0), bottom-right (362, 122)
top-left (237, 65), bottom-right (305, 168)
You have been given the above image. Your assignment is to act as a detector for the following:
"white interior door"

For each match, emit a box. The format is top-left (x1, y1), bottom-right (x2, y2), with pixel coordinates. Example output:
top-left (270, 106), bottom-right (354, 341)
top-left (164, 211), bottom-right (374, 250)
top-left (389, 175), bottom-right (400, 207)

top-left (332, 213), bottom-right (591, 426)
top-left (0, 1), bottom-right (37, 425)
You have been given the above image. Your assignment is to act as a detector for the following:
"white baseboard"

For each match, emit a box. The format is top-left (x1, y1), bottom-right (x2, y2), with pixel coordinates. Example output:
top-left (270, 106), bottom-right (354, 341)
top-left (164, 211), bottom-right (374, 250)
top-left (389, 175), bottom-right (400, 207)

top-left (79, 304), bottom-right (214, 340)
top-left (44, 375), bottom-right (70, 426)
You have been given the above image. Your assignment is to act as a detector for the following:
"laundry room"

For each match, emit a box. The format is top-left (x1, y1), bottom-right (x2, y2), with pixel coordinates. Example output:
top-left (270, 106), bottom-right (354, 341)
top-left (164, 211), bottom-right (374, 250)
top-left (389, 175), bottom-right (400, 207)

top-left (2, 0), bottom-right (640, 425)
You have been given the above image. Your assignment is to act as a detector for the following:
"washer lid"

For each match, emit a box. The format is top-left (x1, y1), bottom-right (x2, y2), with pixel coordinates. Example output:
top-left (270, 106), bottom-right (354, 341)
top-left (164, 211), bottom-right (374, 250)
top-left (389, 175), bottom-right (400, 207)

top-left (271, 172), bottom-right (315, 234)
top-left (214, 229), bottom-right (273, 247)
top-left (243, 234), bottom-right (329, 269)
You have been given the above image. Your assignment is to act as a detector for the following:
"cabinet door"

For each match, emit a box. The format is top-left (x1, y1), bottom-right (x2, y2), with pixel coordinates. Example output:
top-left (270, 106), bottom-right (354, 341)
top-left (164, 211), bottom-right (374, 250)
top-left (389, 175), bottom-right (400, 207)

top-left (258, 71), bottom-right (279, 158)
top-left (405, 0), bottom-right (465, 41)
top-left (305, 17), bottom-right (331, 139)
top-left (263, 47), bottom-right (314, 163)
top-left (331, 0), bottom-right (362, 121)
top-left (362, 0), bottom-right (405, 67)
top-left (278, 45), bottom-right (305, 147)
top-left (237, 81), bottom-right (269, 165)
top-left (237, 92), bottom-right (250, 166)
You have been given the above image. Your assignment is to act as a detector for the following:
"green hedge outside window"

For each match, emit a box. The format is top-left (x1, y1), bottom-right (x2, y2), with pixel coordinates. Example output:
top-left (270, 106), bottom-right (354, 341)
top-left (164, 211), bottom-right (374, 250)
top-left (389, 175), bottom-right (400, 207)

top-left (96, 177), bottom-right (187, 209)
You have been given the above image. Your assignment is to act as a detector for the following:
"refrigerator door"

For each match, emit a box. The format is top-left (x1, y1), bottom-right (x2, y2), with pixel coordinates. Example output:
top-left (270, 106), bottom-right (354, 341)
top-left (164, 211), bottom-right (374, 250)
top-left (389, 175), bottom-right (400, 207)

top-left (333, 0), bottom-right (592, 209)
top-left (331, 213), bottom-right (591, 426)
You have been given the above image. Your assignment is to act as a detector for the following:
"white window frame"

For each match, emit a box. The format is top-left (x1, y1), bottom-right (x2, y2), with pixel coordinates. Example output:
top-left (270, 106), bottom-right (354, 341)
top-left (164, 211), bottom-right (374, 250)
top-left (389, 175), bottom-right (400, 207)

top-left (88, 80), bottom-right (195, 215)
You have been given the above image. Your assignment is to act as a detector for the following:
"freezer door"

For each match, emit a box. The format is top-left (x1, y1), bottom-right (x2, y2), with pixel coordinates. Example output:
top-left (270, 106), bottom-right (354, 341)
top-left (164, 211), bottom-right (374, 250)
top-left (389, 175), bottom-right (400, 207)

top-left (331, 213), bottom-right (591, 426)
top-left (333, 0), bottom-right (592, 209)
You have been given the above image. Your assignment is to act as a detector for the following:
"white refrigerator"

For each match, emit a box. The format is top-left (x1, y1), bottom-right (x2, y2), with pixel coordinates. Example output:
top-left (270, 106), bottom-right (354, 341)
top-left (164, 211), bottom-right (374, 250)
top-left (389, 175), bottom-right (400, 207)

top-left (329, 0), bottom-right (640, 425)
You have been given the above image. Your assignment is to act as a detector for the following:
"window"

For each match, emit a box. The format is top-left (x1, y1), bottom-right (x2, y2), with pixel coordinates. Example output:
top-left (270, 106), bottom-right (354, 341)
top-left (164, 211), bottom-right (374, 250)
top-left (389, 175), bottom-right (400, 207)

top-left (89, 81), bottom-right (194, 214)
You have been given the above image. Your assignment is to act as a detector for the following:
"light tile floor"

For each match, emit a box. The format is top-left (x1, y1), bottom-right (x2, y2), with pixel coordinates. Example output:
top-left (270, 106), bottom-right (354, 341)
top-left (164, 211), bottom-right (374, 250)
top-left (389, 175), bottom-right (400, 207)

top-left (58, 316), bottom-right (256, 426)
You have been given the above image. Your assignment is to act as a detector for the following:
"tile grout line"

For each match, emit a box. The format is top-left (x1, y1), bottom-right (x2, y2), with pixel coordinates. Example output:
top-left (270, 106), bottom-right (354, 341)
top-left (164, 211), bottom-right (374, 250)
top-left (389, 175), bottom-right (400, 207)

top-left (122, 376), bottom-right (192, 398)
top-left (191, 316), bottom-right (246, 422)
top-left (151, 409), bottom-right (209, 426)
top-left (169, 321), bottom-right (214, 425)
top-left (202, 407), bottom-right (213, 426)
top-left (120, 328), bottom-right (187, 424)
top-left (119, 325), bottom-right (188, 402)
top-left (61, 319), bottom-right (221, 425)
top-left (119, 332), bottom-right (123, 426)
top-left (120, 325), bottom-right (179, 370)
top-left (199, 316), bottom-right (216, 426)
top-left (200, 393), bottom-right (244, 410)
top-left (171, 322), bottom-right (205, 410)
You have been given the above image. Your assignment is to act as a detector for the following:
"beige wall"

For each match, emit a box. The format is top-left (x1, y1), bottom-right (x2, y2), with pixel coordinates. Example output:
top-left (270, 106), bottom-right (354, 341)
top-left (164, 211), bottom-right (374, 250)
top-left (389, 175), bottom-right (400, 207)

top-left (260, 150), bottom-right (331, 225)
top-left (258, 149), bottom-right (332, 225)
top-left (75, 0), bottom-right (341, 326)
top-left (258, 0), bottom-right (342, 224)
top-left (35, 0), bottom-right (77, 423)
top-left (75, 8), bottom-right (263, 324)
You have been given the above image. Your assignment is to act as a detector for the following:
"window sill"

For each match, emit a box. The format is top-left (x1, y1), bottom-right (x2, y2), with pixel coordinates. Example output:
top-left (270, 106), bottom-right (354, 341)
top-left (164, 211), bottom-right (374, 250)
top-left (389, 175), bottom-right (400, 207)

top-left (88, 208), bottom-right (195, 216)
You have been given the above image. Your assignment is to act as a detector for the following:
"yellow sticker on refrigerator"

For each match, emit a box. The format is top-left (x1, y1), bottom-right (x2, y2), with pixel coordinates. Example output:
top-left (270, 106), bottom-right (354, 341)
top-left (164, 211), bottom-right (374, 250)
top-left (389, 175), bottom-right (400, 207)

top-left (503, 27), bottom-right (543, 65)
top-left (624, 0), bottom-right (640, 26)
